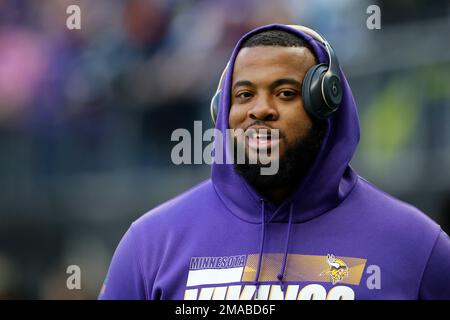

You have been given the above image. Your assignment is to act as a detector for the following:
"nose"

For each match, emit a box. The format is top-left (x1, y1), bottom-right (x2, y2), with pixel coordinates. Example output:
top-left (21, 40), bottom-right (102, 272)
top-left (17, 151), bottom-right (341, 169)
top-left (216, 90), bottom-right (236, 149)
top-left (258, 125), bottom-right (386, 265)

top-left (248, 95), bottom-right (279, 121)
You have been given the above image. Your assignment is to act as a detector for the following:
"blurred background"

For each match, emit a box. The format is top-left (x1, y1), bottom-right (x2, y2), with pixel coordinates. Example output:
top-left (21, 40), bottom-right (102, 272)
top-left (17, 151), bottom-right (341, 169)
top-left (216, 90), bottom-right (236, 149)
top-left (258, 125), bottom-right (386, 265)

top-left (0, 0), bottom-right (449, 299)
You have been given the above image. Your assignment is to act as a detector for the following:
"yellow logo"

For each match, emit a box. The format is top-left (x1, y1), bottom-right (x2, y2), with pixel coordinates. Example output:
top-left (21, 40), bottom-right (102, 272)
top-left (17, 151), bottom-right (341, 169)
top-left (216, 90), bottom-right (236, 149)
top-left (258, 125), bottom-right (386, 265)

top-left (320, 254), bottom-right (349, 285)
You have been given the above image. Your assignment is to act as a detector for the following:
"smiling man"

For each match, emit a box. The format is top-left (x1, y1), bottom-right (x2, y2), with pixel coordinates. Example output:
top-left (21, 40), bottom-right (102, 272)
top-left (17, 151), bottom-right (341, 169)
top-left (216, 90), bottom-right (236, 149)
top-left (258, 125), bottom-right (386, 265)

top-left (100, 24), bottom-right (450, 300)
top-left (230, 34), bottom-right (326, 204)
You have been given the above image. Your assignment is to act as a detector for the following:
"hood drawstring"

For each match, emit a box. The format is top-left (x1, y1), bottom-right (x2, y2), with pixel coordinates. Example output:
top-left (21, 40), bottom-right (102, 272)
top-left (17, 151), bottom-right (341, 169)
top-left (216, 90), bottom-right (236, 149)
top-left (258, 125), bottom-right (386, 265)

top-left (277, 202), bottom-right (294, 294)
top-left (254, 200), bottom-right (294, 299)
top-left (254, 199), bottom-right (266, 300)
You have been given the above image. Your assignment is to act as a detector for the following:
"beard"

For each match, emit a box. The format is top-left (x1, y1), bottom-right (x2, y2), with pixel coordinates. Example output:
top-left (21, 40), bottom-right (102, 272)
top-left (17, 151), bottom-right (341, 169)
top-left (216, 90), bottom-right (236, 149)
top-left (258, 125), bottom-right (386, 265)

top-left (234, 120), bottom-right (326, 200)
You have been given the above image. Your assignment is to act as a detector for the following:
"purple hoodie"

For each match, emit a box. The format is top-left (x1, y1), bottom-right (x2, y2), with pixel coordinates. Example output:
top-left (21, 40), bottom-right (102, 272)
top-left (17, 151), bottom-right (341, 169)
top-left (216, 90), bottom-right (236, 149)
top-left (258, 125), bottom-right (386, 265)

top-left (99, 24), bottom-right (450, 300)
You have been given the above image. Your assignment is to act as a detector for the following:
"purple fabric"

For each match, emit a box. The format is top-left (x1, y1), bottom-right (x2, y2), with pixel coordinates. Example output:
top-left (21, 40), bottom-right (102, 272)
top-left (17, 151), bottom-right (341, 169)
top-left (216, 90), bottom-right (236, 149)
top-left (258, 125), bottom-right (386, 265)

top-left (99, 24), bottom-right (450, 300)
top-left (419, 231), bottom-right (450, 299)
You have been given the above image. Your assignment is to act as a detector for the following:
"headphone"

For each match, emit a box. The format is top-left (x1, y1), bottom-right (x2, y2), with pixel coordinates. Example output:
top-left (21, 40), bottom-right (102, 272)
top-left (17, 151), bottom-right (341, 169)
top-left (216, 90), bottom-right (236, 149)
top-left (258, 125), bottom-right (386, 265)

top-left (210, 24), bottom-right (342, 124)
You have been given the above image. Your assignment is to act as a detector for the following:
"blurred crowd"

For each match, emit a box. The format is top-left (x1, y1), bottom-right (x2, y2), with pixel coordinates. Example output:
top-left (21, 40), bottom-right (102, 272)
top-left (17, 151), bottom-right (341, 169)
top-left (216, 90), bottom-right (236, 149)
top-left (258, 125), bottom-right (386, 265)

top-left (0, 0), bottom-right (449, 299)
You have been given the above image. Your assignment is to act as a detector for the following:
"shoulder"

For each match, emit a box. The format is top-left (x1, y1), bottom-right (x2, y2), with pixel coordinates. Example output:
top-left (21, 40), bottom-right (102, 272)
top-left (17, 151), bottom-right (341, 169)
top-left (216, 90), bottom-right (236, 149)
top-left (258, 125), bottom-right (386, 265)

top-left (117, 179), bottom-right (217, 277)
top-left (353, 176), bottom-right (440, 235)
top-left (131, 179), bottom-right (216, 235)
top-left (347, 176), bottom-right (444, 295)
top-left (341, 176), bottom-right (442, 264)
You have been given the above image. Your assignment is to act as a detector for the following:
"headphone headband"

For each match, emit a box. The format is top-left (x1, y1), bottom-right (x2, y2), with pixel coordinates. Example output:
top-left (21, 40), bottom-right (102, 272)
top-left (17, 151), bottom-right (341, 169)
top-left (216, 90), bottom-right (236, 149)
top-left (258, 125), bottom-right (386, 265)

top-left (210, 62), bottom-right (229, 123)
top-left (286, 25), bottom-right (340, 83)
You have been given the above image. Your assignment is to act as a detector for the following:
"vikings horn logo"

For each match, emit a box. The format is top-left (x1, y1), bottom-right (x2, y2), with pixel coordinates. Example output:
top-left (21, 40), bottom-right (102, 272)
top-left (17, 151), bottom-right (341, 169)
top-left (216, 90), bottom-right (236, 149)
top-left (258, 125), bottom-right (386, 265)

top-left (320, 254), bottom-right (349, 285)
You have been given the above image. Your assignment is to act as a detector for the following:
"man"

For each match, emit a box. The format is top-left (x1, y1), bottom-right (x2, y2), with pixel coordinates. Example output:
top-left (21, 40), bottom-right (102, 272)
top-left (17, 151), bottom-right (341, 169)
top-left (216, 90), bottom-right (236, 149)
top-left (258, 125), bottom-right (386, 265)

top-left (99, 24), bottom-right (450, 300)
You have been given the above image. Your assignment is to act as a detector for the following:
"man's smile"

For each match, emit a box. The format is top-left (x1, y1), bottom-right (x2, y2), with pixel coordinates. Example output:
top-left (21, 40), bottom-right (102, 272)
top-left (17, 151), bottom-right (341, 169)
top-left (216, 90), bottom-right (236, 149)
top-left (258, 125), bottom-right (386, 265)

top-left (245, 127), bottom-right (281, 152)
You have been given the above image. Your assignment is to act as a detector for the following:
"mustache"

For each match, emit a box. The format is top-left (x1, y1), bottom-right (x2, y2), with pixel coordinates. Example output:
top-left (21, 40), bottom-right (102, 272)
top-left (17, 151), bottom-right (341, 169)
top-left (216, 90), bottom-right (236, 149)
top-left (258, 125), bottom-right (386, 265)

top-left (243, 120), bottom-right (285, 140)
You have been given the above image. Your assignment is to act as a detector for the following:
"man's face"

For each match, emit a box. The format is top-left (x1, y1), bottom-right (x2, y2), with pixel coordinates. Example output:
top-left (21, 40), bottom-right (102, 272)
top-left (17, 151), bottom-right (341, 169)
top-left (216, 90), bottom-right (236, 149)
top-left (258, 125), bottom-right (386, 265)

top-left (229, 46), bottom-right (317, 161)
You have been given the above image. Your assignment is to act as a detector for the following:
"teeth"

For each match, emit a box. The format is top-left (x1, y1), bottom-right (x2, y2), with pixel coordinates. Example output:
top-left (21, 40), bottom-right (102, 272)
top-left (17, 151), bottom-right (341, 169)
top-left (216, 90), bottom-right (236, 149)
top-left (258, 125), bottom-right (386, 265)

top-left (247, 131), bottom-right (270, 139)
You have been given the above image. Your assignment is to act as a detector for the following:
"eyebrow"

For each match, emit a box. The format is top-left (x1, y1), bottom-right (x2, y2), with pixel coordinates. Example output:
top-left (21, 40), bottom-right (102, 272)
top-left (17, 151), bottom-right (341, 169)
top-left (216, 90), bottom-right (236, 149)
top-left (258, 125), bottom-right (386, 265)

top-left (232, 80), bottom-right (255, 91)
top-left (232, 78), bottom-right (302, 91)
top-left (269, 78), bottom-right (302, 91)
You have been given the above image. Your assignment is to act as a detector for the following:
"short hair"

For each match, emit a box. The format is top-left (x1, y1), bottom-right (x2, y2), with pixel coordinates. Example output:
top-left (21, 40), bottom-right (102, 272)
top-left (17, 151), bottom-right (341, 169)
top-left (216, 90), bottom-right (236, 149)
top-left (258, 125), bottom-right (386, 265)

top-left (241, 29), bottom-right (317, 63)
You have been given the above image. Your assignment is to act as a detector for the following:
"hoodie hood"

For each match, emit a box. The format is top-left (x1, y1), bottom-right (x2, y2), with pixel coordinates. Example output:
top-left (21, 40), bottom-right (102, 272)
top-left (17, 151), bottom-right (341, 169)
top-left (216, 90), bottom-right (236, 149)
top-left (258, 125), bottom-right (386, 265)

top-left (211, 24), bottom-right (360, 224)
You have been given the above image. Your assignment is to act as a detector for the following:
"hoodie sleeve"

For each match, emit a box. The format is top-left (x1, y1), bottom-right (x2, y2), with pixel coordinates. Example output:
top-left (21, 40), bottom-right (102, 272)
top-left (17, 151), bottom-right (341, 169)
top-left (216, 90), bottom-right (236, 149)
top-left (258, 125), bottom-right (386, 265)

top-left (98, 224), bottom-right (147, 300)
top-left (418, 229), bottom-right (450, 300)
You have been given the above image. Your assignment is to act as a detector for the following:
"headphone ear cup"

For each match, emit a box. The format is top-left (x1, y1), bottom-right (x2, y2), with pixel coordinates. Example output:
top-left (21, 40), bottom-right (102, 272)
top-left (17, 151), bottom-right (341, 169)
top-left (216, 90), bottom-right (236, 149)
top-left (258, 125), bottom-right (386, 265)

top-left (322, 72), bottom-right (342, 110)
top-left (302, 64), bottom-right (329, 120)
top-left (210, 89), bottom-right (221, 124)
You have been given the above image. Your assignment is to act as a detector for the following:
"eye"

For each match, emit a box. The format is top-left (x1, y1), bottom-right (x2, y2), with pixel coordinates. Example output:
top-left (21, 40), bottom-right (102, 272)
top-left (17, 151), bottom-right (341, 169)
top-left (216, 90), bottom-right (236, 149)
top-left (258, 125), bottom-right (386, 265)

top-left (239, 92), bottom-right (252, 98)
top-left (277, 90), bottom-right (297, 99)
top-left (236, 91), bottom-right (253, 100)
